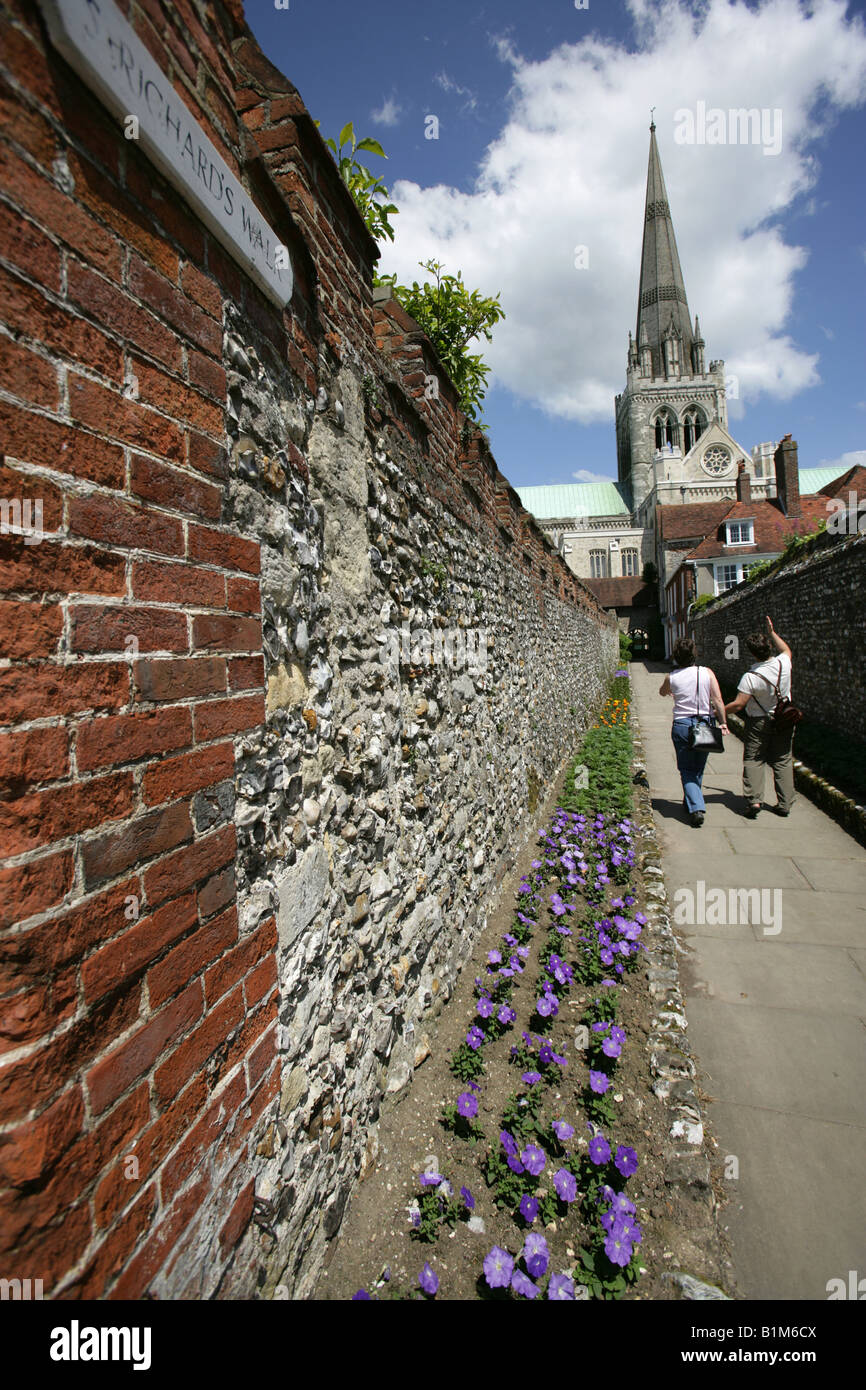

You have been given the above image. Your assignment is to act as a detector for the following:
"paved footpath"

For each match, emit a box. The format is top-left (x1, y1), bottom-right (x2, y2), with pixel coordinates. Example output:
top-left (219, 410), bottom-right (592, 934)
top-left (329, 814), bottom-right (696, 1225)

top-left (630, 659), bottom-right (866, 1300)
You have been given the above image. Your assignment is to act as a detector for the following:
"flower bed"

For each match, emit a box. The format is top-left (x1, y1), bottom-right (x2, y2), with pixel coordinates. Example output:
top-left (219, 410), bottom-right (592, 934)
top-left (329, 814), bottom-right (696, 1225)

top-left (347, 673), bottom-right (654, 1300)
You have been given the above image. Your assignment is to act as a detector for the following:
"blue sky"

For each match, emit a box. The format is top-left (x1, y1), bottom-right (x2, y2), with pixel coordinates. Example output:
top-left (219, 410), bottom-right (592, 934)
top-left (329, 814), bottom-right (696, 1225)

top-left (246, 0), bottom-right (866, 490)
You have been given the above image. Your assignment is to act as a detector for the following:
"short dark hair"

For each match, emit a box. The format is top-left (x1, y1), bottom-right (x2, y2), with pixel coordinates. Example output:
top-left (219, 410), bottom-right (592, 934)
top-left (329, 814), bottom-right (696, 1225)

top-left (746, 631), bottom-right (773, 661)
top-left (673, 636), bottom-right (697, 667)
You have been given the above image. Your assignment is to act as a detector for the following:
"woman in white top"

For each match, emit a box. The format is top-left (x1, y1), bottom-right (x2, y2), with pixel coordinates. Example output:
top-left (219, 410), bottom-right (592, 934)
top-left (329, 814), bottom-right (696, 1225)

top-left (659, 636), bottom-right (729, 828)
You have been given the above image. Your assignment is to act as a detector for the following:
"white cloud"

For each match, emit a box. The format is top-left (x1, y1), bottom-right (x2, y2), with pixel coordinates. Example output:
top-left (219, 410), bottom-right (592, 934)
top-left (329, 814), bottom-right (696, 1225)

top-left (378, 0), bottom-right (866, 425)
top-left (572, 468), bottom-right (615, 483)
top-left (433, 71), bottom-right (478, 114)
top-left (817, 449), bottom-right (866, 472)
top-left (371, 95), bottom-right (402, 128)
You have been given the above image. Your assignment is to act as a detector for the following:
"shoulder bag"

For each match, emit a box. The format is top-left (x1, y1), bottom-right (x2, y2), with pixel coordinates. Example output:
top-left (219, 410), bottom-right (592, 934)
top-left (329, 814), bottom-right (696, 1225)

top-left (752, 658), bottom-right (804, 729)
top-left (686, 666), bottom-right (725, 751)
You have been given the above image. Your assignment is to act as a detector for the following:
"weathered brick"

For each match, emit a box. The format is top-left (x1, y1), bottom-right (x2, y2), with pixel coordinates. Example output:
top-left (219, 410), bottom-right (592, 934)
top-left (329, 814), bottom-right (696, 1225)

top-left (197, 865), bottom-right (236, 920)
top-left (66, 259), bottom-right (182, 372)
top-left (194, 693), bottom-right (264, 742)
top-left (179, 261), bottom-right (223, 319)
top-left (0, 141), bottom-right (122, 279)
top-left (0, 538), bottom-right (126, 599)
top-left (188, 523), bottom-right (260, 574)
top-left (68, 493), bottom-right (184, 557)
top-left (205, 914), bottom-right (276, 1006)
top-left (192, 614), bottom-right (261, 653)
top-left (0, 336), bottom-right (58, 408)
top-left (109, 1173), bottom-right (209, 1299)
top-left (131, 359), bottom-right (223, 436)
top-left (68, 375), bottom-right (185, 465)
top-left (132, 558), bottom-right (225, 609)
top-left (128, 256), bottom-right (222, 356)
top-left (0, 399), bottom-right (124, 488)
top-left (228, 654), bottom-right (264, 692)
top-left (130, 453), bottom-right (223, 520)
top-left (0, 771), bottom-right (134, 855)
top-left (0, 849), bottom-right (74, 930)
top-left (0, 600), bottom-right (63, 659)
top-left (0, 725), bottom-right (68, 791)
top-left (225, 575), bottom-right (261, 614)
top-left (141, 741), bottom-right (235, 806)
top-left (0, 879), bottom-right (139, 990)
top-left (187, 349), bottom-right (227, 400)
top-left (142, 824), bottom-right (236, 908)
top-left (76, 706), bottom-right (192, 773)
top-left (218, 1178), bottom-right (255, 1258)
top-left (148, 906), bottom-right (238, 1010)
top-left (82, 892), bottom-right (198, 1003)
top-left (133, 655), bottom-right (225, 703)
top-left (86, 981), bottom-right (203, 1116)
top-left (0, 660), bottom-right (128, 724)
top-left (70, 602), bottom-right (189, 655)
top-left (158, 1071), bottom-right (246, 1208)
top-left (82, 802), bottom-right (194, 888)
top-left (0, 1086), bottom-right (83, 1188)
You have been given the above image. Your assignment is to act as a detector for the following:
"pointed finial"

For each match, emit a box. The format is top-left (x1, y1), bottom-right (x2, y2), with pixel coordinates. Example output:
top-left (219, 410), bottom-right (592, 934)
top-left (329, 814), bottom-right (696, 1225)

top-left (650, 106), bottom-right (656, 131)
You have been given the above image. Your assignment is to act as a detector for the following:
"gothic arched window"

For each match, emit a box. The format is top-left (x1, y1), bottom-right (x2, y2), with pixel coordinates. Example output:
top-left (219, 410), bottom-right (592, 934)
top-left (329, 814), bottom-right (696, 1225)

top-left (682, 407), bottom-right (706, 453)
top-left (653, 411), bottom-right (678, 450)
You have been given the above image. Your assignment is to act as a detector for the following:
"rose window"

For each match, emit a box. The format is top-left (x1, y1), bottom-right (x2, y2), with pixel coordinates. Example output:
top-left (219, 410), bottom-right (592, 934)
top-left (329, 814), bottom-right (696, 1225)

top-left (702, 445), bottom-right (731, 476)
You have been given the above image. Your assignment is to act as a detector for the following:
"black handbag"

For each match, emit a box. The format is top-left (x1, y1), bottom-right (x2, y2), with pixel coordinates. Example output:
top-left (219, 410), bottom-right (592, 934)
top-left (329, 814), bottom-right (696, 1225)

top-left (686, 666), bottom-right (724, 751)
top-left (752, 658), bottom-right (804, 729)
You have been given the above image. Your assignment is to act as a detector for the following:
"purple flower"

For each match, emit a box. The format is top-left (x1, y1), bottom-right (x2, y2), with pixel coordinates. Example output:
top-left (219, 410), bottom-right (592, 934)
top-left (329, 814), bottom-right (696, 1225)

top-left (476, 996), bottom-right (494, 1018)
top-left (548, 1273), bottom-right (576, 1300)
top-left (351, 1288), bottom-right (371, 1299)
top-left (460, 1185), bottom-right (475, 1210)
top-left (611, 1191), bottom-right (636, 1217)
top-left (519, 1194), bottom-right (539, 1223)
top-left (602, 1037), bottom-right (621, 1058)
top-left (538, 1044), bottom-right (553, 1065)
top-left (499, 1130), bottom-right (517, 1157)
top-left (507, 1154), bottom-right (525, 1175)
top-left (589, 1070), bottom-right (610, 1094)
top-left (419, 1171), bottom-right (444, 1186)
top-left (419, 1262), bottom-right (439, 1295)
top-left (483, 1246), bottom-right (514, 1289)
top-left (615, 1144), bottom-right (638, 1177)
top-left (553, 1168), bottom-right (578, 1203)
top-left (552, 1120), bottom-right (574, 1141)
top-left (588, 1135), bottom-right (611, 1166)
top-left (466, 1026), bottom-right (484, 1051)
top-left (551, 1052), bottom-right (567, 1068)
top-left (520, 1144), bottom-right (546, 1177)
top-left (511, 1268), bottom-right (539, 1299)
top-left (457, 1091), bottom-right (478, 1119)
top-left (522, 1232), bottom-right (549, 1279)
top-left (536, 993), bottom-right (557, 1018)
top-left (604, 1228), bottom-right (633, 1267)
top-left (497, 1004), bottom-right (516, 1026)
top-left (488, 950), bottom-right (502, 965)
top-left (521, 1071), bottom-right (542, 1086)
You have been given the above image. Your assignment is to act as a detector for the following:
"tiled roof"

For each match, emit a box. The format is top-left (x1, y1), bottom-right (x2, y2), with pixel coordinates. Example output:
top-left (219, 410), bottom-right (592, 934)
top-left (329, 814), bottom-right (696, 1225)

top-left (685, 495), bottom-right (828, 561)
top-left (819, 464), bottom-right (866, 499)
top-left (657, 500), bottom-right (732, 541)
top-left (583, 578), bottom-right (657, 608)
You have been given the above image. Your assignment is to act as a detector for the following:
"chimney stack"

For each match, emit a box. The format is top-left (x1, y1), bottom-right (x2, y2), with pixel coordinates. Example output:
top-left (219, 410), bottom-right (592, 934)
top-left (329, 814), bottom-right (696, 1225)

top-left (774, 435), bottom-right (800, 518)
top-left (736, 459), bottom-right (752, 505)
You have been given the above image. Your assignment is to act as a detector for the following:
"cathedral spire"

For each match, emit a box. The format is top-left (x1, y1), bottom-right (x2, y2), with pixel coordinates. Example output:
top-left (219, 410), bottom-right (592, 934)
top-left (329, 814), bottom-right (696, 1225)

top-left (635, 122), bottom-right (694, 378)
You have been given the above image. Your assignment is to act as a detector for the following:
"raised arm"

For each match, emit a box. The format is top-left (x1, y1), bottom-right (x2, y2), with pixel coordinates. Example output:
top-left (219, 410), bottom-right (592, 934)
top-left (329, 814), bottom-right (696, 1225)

top-left (766, 616), bottom-right (791, 660)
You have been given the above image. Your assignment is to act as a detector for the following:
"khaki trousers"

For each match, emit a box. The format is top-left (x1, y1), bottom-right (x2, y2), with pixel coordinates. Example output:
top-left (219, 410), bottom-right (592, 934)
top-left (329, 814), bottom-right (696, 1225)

top-left (742, 715), bottom-right (795, 812)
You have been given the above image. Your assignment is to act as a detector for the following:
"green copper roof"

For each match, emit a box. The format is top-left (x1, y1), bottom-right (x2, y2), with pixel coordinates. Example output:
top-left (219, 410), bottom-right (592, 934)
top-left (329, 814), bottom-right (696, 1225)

top-left (515, 481), bottom-right (631, 520)
top-left (799, 466), bottom-right (854, 493)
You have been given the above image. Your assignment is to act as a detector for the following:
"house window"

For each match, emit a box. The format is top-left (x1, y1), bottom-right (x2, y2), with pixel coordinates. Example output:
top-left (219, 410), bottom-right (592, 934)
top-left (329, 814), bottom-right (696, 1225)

top-left (622, 548), bottom-right (639, 576)
top-left (716, 564), bottom-right (740, 592)
top-left (590, 550), bottom-right (607, 579)
top-left (726, 520), bottom-right (754, 545)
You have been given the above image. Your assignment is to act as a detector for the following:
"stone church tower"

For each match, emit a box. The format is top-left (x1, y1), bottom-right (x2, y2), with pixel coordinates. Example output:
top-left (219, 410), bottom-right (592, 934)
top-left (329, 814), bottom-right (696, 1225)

top-left (615, 122), bottom-right (731, 519)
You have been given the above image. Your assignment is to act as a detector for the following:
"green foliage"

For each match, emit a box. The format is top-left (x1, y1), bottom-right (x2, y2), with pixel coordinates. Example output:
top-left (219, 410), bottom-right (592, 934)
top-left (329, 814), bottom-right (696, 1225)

top-left (411, 1185), bottom-right (467, 1243)
top-left (450, 1042), bottom-right (485, 1082)
top-left (691, 592), bottom-right (717, 613)
top-left (577, 1243), bottom-right (642, 1301)
top-left (641, 560), bottom-right (658, 585)
top-left (381, 259), bottom-right (505, 422)
top-left (618, 630), bottom-right (632, 662)
top-left (317, 120), bottom-right (398, 244)
top-left (440, 1102), bottom-right (484, 1145)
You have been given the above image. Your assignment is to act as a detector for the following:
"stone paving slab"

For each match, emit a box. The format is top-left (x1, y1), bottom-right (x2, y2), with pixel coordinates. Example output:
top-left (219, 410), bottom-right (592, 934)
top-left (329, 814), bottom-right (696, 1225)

top-left (709, 1101), bottom-right (866, 1301)
top-left (630, 658), bottom-right (866, 1300)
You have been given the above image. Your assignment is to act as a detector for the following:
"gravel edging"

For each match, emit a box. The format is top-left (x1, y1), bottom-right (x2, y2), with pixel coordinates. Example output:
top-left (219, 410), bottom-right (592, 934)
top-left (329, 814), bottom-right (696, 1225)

top-left (726, 713), bottom-right (866, 848)
top-left (629, 705), bottom-right (738, 1300)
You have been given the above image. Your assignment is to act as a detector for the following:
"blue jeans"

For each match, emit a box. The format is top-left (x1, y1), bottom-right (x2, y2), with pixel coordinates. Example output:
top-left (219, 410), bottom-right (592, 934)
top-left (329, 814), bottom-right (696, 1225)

top-left (672, 718), bottom-right (711, 813)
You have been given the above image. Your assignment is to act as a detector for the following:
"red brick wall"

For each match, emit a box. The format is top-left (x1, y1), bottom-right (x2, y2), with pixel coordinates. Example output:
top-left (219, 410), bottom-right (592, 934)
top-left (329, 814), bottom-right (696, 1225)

top-left (0, 0), bottom-right (613, 1300)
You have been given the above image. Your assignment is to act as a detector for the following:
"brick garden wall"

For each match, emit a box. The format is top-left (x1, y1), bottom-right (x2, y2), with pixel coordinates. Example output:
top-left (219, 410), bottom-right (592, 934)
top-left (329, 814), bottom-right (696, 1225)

top-left (690, 528), bottom-right (866, 731)
top-left (0, 0), bottom-right (616, 1299)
